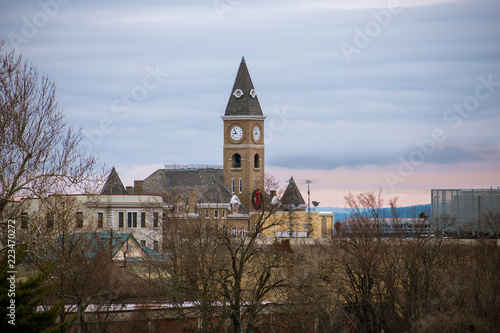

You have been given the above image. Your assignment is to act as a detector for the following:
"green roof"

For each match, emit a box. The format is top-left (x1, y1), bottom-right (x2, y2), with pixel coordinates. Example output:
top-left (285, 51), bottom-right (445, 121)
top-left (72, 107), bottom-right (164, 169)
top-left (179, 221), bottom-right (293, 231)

top-left (49, 232), bottom-right (160, 260)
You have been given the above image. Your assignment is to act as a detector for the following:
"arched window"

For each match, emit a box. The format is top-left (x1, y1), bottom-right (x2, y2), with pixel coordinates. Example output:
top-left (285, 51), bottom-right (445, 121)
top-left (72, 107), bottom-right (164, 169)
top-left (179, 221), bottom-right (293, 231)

top-left (232, 226), bottom-right (238, 235)
top-left (232, 154), bottom-right (241, 168)
top-left (241, 226), bottom-right (246, 237)
top-left (254, 154), bottom-right (260, 168)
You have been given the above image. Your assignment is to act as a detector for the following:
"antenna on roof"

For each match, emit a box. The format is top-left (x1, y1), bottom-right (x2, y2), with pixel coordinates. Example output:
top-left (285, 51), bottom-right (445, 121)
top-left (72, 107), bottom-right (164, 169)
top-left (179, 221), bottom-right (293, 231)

top-left (304, 179), bottom-right (318, 236)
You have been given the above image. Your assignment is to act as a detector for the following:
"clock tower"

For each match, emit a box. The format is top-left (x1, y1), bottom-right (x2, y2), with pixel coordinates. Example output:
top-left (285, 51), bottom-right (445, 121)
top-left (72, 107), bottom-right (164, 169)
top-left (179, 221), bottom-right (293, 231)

top-left (222, 57), bottom-right (266, 212)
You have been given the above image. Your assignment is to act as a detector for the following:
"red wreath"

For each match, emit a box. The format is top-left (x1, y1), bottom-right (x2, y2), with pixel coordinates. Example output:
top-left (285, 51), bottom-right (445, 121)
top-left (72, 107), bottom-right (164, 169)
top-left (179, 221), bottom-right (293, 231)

top-left (252, 189), bottom-right (264, 210)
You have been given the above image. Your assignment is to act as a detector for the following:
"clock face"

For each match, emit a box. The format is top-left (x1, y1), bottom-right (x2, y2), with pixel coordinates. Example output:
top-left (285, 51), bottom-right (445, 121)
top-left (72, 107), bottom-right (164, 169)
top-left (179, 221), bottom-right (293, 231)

top-left (230, 126), bottom-right (243, 141)
top-left (253, 126), bottom-right (261, 141)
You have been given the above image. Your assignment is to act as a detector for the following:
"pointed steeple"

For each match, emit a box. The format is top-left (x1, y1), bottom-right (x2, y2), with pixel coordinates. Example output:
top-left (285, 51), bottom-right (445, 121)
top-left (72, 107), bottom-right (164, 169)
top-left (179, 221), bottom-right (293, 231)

top-left (101, 167), bottom-right (127, 195)
top-left (281, 177), bottom-right (306, 209)
top-left (224, 58), bottom-right (263, 116)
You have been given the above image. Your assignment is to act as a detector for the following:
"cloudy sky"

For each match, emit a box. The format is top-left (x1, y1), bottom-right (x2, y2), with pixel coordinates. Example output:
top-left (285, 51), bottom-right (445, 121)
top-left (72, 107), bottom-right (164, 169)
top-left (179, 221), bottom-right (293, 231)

top-left (1, 0), bottom-right (499, 207)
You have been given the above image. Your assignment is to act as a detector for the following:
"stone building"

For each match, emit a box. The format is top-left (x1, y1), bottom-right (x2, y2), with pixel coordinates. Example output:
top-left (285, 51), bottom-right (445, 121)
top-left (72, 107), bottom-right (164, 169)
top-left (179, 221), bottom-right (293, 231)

top-left (117, 58), bottom-right (267, 236)
top-left (18, 170), bottom-right (166, 253)
top-left (110, 58), bottom-right (334, 240)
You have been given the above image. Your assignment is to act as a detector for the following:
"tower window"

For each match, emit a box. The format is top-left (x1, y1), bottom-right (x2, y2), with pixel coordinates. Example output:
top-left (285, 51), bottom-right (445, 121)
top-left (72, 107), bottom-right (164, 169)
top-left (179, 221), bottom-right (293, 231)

top-left (254, 154), bottom-right (260, 168)
top-left (232, 154), bottom-right (241, 168)
top-left (239, 179), bottom-right (242, 193)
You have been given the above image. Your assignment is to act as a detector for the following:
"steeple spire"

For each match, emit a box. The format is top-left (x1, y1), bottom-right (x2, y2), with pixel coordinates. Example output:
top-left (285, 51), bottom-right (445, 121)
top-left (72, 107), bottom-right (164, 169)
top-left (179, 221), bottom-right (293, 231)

top-left (224, 58), bottom-right (263, 116)
top-left (101, 167), bottom-right (127, 194)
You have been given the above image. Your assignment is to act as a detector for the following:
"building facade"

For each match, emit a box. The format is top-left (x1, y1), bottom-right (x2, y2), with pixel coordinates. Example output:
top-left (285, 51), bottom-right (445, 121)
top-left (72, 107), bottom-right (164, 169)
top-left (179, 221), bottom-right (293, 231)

top-left (20, 189), bottom-right (165, 253)
top-left (18, 59), bottom-right (333, 249)
top-left (431, 188), bottom-right (500, 234)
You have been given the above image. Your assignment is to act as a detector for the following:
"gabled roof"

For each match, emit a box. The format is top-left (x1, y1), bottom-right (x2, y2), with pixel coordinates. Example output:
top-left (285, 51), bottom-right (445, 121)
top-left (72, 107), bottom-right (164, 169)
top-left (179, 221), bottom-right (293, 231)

top-left (101, 167), bottom-right (127, 195)
top-left (224, 57), bottom-right (263, 117)
top-left (281, 177), bottom-right (306, 208)
top-left (50, 232), bottom-right (159, 260)
top-left (143, 168), bottom-right (233, 205)
top-left (201, 174), bottom-right (231, 204)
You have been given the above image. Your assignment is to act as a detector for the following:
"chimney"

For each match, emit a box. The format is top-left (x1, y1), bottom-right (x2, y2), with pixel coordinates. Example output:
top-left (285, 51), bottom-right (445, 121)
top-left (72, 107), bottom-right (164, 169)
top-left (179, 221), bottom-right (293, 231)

top-left (188, 190), bottom-right (197, 214)
top-left (134, 180), bottom-right (143, 195)
top-left (126, 186), bottom-right (133, 193)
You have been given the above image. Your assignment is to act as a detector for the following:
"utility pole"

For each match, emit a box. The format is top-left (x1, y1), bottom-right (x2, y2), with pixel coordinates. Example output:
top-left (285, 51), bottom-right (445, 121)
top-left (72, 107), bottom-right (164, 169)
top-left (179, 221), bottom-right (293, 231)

top-left (289, 177), bottom-right (293, 238)
top-left (304, 179), bottom-right (317, 237)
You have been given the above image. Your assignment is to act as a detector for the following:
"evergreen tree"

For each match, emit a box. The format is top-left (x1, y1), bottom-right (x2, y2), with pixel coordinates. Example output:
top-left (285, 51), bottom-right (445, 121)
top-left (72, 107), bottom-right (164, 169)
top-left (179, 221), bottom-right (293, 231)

top-left (0, 249), bottom-right (72, 332)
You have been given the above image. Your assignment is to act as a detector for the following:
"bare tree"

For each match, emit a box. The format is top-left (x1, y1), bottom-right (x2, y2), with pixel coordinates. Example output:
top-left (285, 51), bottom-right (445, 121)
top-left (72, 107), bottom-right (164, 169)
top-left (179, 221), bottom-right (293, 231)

top-left (0, 41), bottom-right (100, 222)
top-left (28, 195), bottom-right (124, 333)
top-left (142, 198), bottom-right (291, 333)
top-left (481, 210), bottom-right (500, 237)
top-left (277, 241), bottom-right (343, 333)
top-left (331, 191), bottom-right (401, 332)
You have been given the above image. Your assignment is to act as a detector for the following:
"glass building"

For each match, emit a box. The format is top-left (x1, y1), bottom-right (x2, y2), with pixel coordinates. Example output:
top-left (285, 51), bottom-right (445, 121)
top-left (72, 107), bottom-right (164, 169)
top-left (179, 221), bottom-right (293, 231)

top-left (431, 188), bottom-right (500, 234)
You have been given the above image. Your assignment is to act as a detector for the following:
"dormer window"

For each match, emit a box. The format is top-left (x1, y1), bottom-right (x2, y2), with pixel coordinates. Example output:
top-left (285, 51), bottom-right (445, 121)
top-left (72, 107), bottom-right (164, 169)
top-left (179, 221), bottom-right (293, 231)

top-left (233, 89), bottom-right (244, 98)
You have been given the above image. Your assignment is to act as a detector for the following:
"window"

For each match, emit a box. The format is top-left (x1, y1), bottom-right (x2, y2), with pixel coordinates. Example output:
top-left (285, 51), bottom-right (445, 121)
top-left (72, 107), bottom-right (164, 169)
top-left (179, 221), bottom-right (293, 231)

top-left (239, 179), bottom-right (242, 193)
top-left (153, 240), bottom-right (159, 252)
top-left (232, 154), bottom-right (241, 168)
top-left (222, 210), bottom-right (226, 218)
top-left (127, 212), bottom-right (137, 228)
top-left (76, 212), bottom-right (83, 228)
top-left (254, 154), bottom-right (260, 168)
top-left (21, 213), bottom-right (29, 229)
top-left (205, 210), bottom-right (209, 219)
top-left (214, 210), bottom-right (219, 219)
top-left (47, 213), bottom-right (54, 230)
top-left (177, 204), bottom-right (183, 214)
top-left (140, 240), bottom-right (146, 247)
top-left (98, 212), bottom-right (103, 228)
top-left (153, 212), bottom-right (159, 228)
top-left (231, 179), bottom-right (235, 193)
top-left (119, 212), bottom-right (124, 228)
top-left (232, 226), bottom-right (238, 235)
top-left (241, 227), bottom-right (246, 237)
top-left (141, 212), bottom-right (146, 228)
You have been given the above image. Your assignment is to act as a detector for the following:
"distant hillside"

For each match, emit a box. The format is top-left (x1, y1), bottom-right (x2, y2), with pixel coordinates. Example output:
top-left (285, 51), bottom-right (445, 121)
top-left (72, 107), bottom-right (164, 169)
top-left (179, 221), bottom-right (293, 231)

top-left (314, 204), bottom-right (431, 222)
